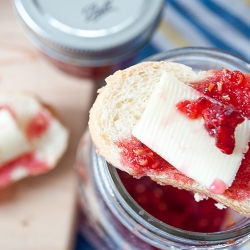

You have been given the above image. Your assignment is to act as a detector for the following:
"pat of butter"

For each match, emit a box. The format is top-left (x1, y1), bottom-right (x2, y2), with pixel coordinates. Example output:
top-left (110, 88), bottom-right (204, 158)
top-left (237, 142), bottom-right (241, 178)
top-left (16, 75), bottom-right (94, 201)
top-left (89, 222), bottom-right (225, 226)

top-left (132, 72), bottom-right (250, 190)
top-left (0, 109), bottom-right (31, 166)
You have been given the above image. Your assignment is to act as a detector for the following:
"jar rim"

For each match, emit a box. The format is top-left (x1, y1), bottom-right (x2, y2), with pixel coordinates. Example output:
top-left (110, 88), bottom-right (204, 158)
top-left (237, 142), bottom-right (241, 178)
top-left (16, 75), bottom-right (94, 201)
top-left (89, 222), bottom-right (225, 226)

top-left (144, 46), bottom-right (250, 71)
top-left (93, 47), bottom-right (250, 248)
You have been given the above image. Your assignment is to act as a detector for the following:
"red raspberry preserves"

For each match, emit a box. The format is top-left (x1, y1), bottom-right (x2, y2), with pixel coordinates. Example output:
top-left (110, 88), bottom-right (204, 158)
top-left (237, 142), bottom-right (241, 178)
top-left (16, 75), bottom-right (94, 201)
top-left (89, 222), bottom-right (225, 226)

top-left (176, 97), bottom-right (211, 119)
top-left (193, 68), bottom-right (250, 119)
top-left (176, 97), bottom-right (244, 154)
top-left (26, 111), bottom-right (50, 139)
top-left (119, 170), bottom-right (227, 233)
top-left (117, 138), bottom-right (194, 186)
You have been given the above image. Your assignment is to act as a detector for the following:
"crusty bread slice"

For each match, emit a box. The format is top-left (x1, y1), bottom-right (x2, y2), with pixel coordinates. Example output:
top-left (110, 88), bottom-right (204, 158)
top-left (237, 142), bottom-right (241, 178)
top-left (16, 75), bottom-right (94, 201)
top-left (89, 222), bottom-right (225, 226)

top-left (89, 61), bottom-right (250, 217)
top-left (0, 92), bottom-right (69, 188)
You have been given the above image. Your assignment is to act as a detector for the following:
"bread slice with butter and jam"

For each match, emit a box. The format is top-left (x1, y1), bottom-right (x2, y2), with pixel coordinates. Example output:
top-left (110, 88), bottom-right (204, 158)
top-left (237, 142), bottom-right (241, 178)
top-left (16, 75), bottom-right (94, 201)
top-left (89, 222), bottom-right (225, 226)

top-left (0, 92), bottom-right (69, 189)
top-left (89, 61), bottom-right (250, 217)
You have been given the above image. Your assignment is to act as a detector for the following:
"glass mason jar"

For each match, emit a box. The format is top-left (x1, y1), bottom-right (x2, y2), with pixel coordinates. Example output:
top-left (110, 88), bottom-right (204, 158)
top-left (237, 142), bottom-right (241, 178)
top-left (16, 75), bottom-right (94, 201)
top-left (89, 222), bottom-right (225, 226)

top-left (76, 47), bottom-right (250, 249)
top-left (13, 0), bottom-right (163, 79)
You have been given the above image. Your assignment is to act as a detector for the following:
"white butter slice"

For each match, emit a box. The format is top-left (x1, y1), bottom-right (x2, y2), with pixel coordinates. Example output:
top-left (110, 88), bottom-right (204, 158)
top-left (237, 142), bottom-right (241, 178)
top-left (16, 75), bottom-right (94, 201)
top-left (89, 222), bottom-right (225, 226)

top-left (0, 109), bottom-right (31, 166)
top-left (132, 72), bottom-right (250, 190)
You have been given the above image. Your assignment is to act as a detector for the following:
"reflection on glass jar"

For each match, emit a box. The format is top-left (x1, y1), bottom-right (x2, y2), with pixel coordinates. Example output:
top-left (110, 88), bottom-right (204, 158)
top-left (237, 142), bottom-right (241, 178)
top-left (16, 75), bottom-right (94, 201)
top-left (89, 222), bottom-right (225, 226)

top-left (13, 0), bottom-right (164, 79)
top-left (76, 48), bottom-right (250, 249)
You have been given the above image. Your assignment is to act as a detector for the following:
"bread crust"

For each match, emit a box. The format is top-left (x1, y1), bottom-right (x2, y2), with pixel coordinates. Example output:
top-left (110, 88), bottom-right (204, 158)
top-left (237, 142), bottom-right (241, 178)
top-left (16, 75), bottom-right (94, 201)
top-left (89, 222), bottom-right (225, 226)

top-left (89, 61), bottom-right (250, 217)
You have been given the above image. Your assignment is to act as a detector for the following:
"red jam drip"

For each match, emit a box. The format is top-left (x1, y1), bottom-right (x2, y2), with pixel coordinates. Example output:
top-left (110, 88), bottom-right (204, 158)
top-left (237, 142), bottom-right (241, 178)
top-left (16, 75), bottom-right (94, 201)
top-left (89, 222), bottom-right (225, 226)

top-left (119, 170), bottom-right (227, 233)
top-left (176, 97), bottom-right (244, 154)
top-left (26, 111), bottom-right (50, 139)
top-left (209, 179), bottom-right (227, 194)
top-left (0, 153), bottom-right (50, 188)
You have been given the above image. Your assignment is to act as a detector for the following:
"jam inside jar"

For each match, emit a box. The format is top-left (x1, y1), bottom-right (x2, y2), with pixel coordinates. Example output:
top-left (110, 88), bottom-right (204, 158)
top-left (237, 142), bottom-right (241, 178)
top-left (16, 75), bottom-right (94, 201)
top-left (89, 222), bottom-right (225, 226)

top-left (118, 170), bottom-right (228, 234)
top-left (77, 48), bottom-right (250, 250)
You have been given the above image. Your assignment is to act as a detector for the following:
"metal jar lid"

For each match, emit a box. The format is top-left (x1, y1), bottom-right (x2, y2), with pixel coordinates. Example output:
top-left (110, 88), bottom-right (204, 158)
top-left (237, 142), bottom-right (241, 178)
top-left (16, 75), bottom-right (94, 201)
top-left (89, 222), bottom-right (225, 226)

top-left (13, 0), bottom-right (164, 66)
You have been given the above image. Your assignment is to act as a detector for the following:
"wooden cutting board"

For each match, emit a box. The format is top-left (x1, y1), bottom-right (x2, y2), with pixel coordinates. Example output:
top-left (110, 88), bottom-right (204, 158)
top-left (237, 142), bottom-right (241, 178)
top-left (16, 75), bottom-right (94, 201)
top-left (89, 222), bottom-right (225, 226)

top-left (0, 1), bottom-right (97, 249)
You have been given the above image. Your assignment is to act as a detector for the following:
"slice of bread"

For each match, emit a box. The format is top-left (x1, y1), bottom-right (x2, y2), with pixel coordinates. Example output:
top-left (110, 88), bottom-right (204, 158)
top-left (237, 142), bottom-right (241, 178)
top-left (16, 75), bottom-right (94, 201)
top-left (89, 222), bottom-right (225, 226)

top-left (0, 92), bottom-right (69, 188)
top-left (89, 61), bottom-right (250, 217)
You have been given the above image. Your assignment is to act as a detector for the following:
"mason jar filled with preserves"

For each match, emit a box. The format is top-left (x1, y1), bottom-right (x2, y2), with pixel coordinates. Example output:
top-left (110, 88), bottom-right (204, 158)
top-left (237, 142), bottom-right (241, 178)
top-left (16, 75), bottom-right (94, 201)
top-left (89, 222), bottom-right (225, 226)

top-left (13, 0), bottom-right (164, 79)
